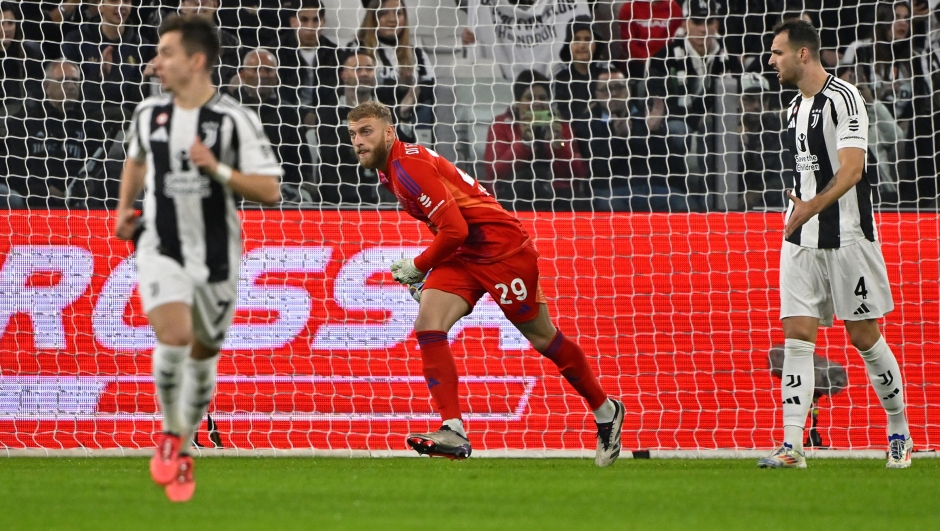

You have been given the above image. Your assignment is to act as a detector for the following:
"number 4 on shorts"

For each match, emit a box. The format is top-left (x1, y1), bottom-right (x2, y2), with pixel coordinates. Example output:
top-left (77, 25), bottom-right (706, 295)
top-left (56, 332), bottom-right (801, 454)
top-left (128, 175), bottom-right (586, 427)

top-left (854, 277), bottom-right (868, 299)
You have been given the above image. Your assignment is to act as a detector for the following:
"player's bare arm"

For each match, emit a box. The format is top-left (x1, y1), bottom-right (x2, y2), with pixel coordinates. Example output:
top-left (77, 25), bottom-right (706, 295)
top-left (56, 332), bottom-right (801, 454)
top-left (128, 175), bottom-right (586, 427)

top-left (189, 136), bottom-right (281, 206)
top-left (114, 157), bottom-right (147, 240)
top-left (785, 147), bottom-right (865, 238)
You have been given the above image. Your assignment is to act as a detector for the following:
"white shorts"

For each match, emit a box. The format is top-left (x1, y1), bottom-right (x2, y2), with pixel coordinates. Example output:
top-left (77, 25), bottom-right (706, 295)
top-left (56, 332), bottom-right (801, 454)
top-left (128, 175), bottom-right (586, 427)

top-left (137, 252), bottom-right (237, 348)
top-left (779, 240), bottom-right (894, 327)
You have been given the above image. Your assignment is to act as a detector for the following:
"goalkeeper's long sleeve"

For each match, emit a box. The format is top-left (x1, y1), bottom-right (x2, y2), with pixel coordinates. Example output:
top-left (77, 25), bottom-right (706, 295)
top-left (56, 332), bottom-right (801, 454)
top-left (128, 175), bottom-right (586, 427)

top-left (413, 201), bottom-right (469, 272)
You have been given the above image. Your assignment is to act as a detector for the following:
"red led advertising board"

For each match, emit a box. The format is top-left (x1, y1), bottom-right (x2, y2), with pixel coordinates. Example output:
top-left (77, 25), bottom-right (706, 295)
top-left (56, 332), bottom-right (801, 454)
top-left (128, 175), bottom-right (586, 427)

top-left (0, 211), bottom-right (936, 451)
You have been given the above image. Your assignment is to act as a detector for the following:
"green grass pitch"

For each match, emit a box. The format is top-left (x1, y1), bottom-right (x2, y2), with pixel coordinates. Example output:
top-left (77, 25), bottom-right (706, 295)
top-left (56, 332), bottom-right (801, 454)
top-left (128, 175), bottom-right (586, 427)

top-left (1, 457), bottom-right (937, 530)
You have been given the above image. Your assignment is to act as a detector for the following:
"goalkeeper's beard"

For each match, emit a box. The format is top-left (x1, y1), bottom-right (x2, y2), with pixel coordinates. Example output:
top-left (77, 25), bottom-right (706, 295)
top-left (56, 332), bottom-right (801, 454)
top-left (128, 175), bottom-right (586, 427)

top-left (361, 139), bottom-right (393, 170)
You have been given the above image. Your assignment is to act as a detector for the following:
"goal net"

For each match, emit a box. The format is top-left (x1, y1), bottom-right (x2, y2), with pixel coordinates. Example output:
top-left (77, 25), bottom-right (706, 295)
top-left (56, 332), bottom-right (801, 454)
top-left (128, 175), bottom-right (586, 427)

top-left (0, 0), bottom-right (937, 454)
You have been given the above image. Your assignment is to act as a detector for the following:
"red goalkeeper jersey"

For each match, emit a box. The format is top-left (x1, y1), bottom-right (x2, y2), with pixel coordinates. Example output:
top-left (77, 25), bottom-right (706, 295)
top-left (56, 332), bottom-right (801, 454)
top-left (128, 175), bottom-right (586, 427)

top-left (380, 140), bottom-right (531, 272)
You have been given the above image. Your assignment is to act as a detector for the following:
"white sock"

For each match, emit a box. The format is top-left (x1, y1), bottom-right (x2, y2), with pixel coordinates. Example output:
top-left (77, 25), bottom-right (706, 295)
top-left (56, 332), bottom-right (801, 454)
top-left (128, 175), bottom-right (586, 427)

top-left (178, 355), bottom-right (220, 447)
top-left (859, 336), bottom-right (910, 439)
top-left (593, 398), bottom-right (616, 424)
top-left (784, 426), bottom-right (805, 452)
top-left (782, 338), bottom-right (815, 452)
top-left (443, 418), bottom-right (467, 439)
top-left (152, 342), bottom-right (189, 435)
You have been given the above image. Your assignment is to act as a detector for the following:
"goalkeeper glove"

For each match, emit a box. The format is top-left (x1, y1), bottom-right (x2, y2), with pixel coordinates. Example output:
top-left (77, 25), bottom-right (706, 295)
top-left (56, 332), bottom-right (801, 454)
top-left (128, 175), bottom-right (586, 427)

top-left (390, 258), bottom-right (426, 285)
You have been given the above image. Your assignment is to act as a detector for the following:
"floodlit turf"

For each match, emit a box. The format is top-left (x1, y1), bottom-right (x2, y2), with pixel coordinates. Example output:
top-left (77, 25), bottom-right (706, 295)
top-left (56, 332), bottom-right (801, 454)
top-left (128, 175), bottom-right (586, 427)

top-left (0, 457), bottom-right (937, 531)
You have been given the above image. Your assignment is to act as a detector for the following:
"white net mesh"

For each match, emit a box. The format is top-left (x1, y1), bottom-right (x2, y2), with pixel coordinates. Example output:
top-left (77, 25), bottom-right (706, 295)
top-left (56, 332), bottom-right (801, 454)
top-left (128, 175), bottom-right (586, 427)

top-left (0, 0), bottom-right (937, 452)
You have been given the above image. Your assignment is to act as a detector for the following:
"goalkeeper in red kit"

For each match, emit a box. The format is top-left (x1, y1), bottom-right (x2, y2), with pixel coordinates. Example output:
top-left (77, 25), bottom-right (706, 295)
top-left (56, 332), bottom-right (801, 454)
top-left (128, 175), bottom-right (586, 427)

top-left (348, 101), bottom-right (624, 466)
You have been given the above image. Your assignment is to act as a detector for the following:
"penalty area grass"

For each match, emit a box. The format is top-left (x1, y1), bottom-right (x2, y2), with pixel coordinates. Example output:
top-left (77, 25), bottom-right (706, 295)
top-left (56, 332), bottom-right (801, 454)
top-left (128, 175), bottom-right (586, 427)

top-left (0, 457), bottom-right (937, 531)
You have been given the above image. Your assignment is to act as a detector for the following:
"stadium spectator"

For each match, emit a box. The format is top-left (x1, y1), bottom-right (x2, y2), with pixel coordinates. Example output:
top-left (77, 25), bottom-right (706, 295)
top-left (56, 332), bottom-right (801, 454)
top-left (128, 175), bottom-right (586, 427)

top-left (485, 70), bottom-right (587, 212)
top-left (814, 0), bottom-right (878, 66)
top-left (1, 60), bottom-right (108, 207)
top-left (227, 48), bottom-right (313, 202)
top-left (216, 0), bottom-right (284, 50)
top-left (909, 0), bottom-right (934, 50)
top-left (19, 0), bottom-right (88, 64)
top-left (0, 3), bottom-right (27, 116)
top-left (835, 66), bottom-right (903, 204)
top-left (646, 0), bottom-right (741, 211)
top-left (464, 0), bottom-right (590, 81)
top-left (316, 51), bottom-right (415, 205)
top-left (737, 72), bottom-right (787, 210)
top-left (572, 66), bottom-right (686, 212)
top-left (842, 3), bottom-right (915, 131)
top-left (910, 1), bottom-right (940, 207)
top-left (61, 0), bottom-right (154, 122)
top-left (616, 0), bottom-right (683, 78)
top-left (553, 15), bottom-right (609, 121)
top-left (350, 0), bottom-right (436, 135)
top-left (745, 9), bottom-right (816, 110)
top-left (276, 0), bottom-right (341, 123)
top-left (724, 0), bottom-right (785, 71)
top-left (141, 0), bottom-right (241, 91)
top-left (841, 2), bottom-right (922, 204)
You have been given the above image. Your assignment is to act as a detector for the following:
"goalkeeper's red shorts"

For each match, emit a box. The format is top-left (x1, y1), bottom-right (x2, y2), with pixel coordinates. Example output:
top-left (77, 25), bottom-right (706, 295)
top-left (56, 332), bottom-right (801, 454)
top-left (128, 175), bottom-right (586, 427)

top-left (423, 243), bottom-right (547, 324)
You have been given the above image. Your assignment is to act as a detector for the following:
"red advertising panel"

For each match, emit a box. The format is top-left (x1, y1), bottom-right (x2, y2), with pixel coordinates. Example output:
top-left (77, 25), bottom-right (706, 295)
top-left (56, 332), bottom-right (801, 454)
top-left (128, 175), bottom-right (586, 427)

top-left (0, 211), bottom-right (937, 451)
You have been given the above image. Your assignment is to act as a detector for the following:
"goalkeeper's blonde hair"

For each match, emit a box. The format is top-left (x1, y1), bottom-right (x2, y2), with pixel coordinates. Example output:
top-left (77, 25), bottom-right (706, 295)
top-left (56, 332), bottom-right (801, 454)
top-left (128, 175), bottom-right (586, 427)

top-left (348, 100), bottom-right (393, 124)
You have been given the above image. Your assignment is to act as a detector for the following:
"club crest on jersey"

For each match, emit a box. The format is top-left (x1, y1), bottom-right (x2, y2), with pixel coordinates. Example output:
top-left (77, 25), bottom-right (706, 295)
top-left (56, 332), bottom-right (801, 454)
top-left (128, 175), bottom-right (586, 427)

top-left (201, 121), bottom-right (219, 148)
top-left (810, 109), bottom-right (822, 128)
top-left (797, 133), bottom-right (807, 152)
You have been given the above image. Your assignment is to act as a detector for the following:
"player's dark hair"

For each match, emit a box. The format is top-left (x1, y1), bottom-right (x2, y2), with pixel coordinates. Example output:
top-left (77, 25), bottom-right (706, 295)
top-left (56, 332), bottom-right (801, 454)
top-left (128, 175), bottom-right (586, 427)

top-left (591, 63), bottom-right (625, 96)
top-left (0, 2), bottom-right (23, 50)
top-left (512, 69), bottom-right (551, 103)
top-left (159, 14), bottom-right (221, 69)
top-left (296, 0), bottom-right (323, 14)
top-left (348, 100), bottom-right (393, 124)
top-left (773, 19), bottom-right (820, 60)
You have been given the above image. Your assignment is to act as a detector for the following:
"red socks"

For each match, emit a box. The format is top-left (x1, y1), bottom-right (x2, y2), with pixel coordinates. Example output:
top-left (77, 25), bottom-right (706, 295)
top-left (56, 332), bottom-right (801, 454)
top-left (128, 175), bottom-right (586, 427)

top-left (416, 330), bottom-right (462, 421)
top-left (416, 329), bottom-right (606, 420)
top-left (539, 331), bottom-right (608, 410)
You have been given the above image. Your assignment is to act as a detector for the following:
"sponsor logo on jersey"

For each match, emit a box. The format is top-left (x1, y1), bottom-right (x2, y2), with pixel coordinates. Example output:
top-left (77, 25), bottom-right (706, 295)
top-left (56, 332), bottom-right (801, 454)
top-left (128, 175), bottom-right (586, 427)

top-left (164, 172), bottom-right (212, 198)
top-left (794, 154), bottom-right (820, 173)
top-left (797, 133), bottom-right (807, 152)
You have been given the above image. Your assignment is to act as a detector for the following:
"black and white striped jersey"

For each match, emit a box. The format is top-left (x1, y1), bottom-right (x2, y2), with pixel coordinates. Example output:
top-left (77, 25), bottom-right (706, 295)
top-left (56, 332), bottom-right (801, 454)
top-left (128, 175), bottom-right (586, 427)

top-left (784, 75), bottom-right (876, 249)
top-left (126, 93), bottom-right (282, 283)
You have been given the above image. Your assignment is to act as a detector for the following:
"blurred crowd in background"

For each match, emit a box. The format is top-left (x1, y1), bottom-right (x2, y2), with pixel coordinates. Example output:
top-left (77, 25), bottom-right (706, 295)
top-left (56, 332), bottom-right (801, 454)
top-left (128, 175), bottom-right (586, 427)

top-left (1, 0), bottom-right (938, 211)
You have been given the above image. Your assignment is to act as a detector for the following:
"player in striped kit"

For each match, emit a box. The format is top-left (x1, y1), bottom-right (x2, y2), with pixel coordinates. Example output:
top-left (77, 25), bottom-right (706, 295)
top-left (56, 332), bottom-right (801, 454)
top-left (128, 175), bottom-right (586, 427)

top-left (761, 19), bottom-right (912, 469)
top-left (114, 15), bottom-right (282, 500)
top-left (347, 100), bottom-right (625, 467)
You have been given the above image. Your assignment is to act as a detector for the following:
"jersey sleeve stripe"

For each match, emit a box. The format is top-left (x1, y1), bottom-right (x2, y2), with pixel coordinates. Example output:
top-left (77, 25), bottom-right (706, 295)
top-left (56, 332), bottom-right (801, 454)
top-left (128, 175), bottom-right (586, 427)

top-left (214, 96), bottom-right (267, 140)
top-left (828, 85), bottom-right (856, 117)
top-left (828, 79), bottom-right (860, 116)
top-left (392, 161), bottom-right (422, 196)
